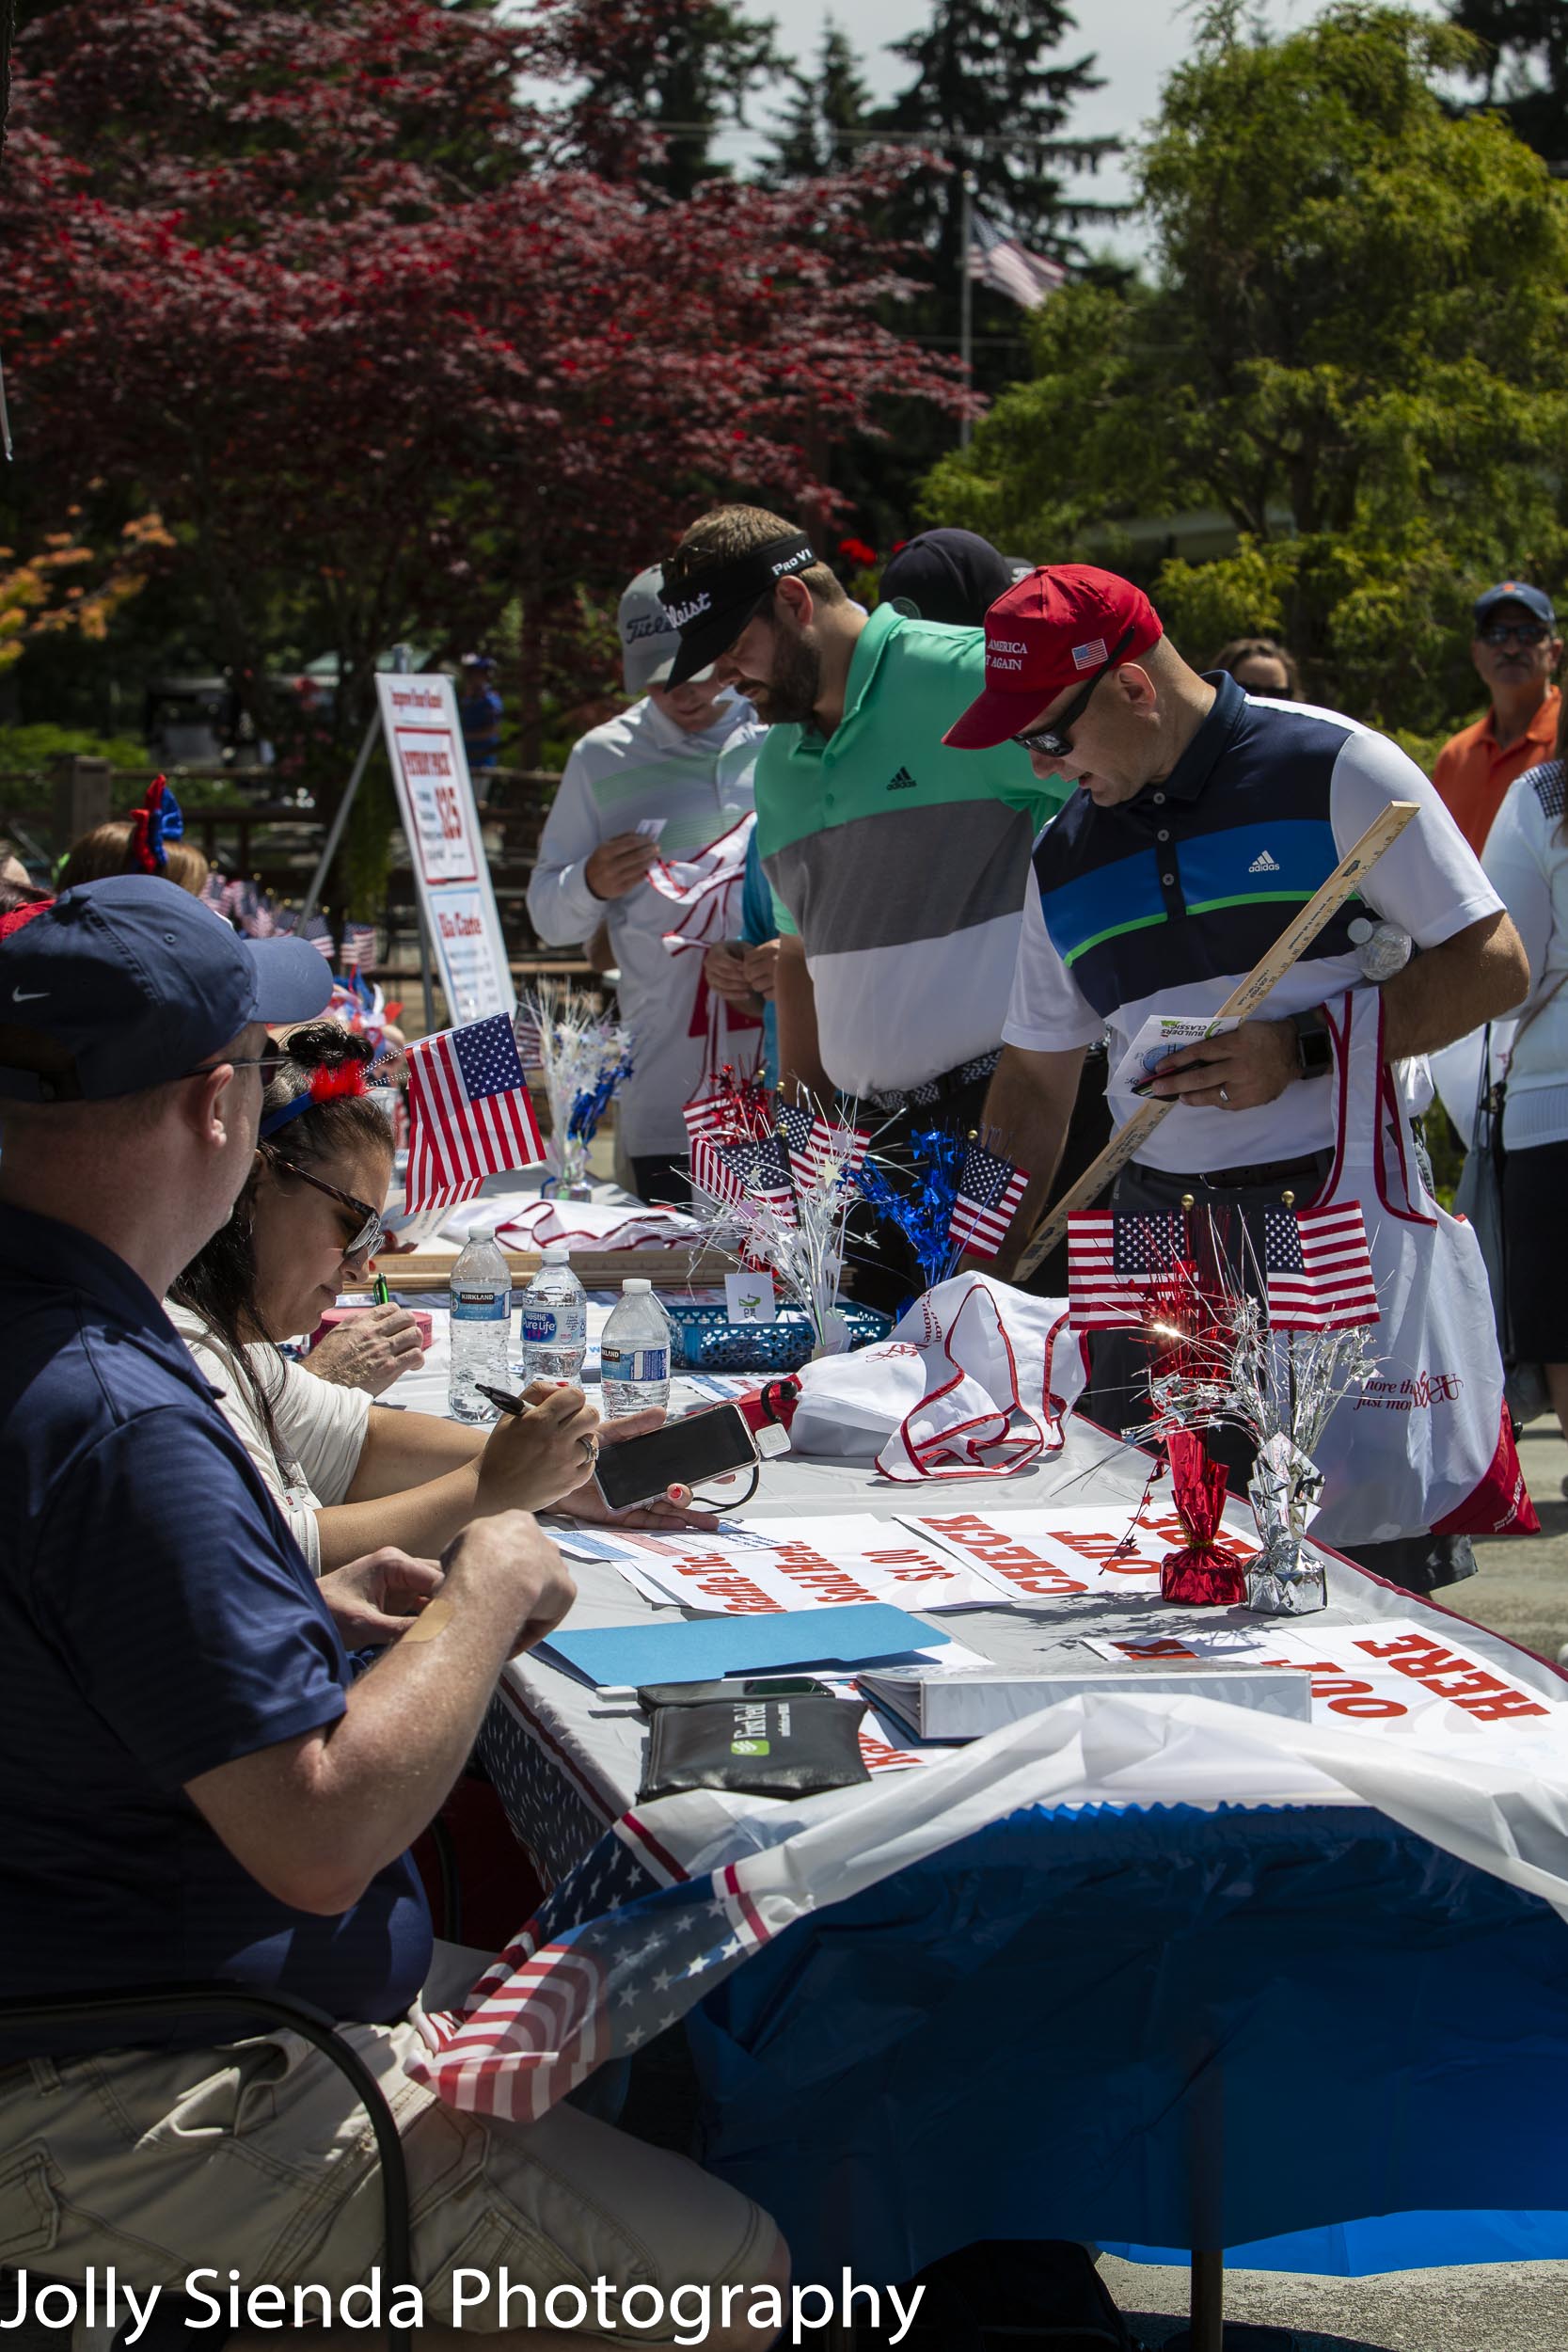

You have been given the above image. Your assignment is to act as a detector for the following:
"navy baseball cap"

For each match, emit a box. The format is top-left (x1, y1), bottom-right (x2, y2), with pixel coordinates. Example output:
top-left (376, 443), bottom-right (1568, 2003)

top-left (0, 876), bottom-right (333, 1104)
top-left (1474, 580), bottom-right (1557, 630)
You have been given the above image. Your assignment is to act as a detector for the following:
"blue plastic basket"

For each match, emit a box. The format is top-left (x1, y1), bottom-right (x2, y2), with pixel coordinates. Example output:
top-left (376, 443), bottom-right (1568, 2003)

top-left (665, 1302), bottom-right (892, 1374)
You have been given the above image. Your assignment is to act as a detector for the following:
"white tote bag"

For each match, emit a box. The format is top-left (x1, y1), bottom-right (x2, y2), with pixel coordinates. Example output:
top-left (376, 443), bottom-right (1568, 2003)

top-left (790, 1273), bottom-right (1086, 1481)
top-left (1307, 988), bottom-right (1535, 1547)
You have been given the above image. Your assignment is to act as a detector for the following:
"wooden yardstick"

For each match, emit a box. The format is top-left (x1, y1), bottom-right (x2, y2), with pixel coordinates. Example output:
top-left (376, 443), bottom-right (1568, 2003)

top-left (1010, 799), bottom-right (1420, 1282)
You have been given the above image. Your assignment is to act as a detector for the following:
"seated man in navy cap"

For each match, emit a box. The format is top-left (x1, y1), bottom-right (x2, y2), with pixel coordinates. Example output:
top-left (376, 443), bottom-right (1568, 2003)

top-left (0, 879), bottom-right (784, 2347)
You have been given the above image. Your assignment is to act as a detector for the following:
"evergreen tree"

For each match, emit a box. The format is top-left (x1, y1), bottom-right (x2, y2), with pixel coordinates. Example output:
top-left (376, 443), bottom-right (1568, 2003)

top-left (767, 19), bottom-right (872, 183)
top-left (1449, 0), bottom-right (1567, 170)
top-left (877, 0), bottom-right (1119, 281)
top-left (547, 0), bottom-right (788, 199)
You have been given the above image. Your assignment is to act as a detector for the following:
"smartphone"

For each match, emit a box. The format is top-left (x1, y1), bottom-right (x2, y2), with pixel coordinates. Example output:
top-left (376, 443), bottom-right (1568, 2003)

top-left (593, 1404), bottom-right (759, 1513)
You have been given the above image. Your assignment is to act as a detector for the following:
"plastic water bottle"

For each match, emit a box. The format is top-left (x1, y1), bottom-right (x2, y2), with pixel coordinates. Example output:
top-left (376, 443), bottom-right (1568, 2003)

top-left (449, 1223), bottom-right (512, 1422)
top-left (600, 1279), bottom-right (673, 1419)
top-left (520, 1242), bottom-right (588, 1385)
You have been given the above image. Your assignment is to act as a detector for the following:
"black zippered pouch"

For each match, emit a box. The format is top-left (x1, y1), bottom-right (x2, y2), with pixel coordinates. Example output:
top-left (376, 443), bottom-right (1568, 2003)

top-left (637, 1689), bottom-right (870, 1802)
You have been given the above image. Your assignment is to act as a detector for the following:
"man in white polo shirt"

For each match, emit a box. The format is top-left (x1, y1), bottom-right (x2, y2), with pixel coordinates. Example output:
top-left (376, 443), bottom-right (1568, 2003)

top-left (527, 564), bottom-right (763, 1203)
top-left (949, 563), bottom-right (1528, 1594)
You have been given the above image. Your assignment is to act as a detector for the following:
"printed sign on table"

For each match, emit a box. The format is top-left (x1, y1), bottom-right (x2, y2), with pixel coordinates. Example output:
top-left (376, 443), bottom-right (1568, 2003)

top-left (608, 1519), bottom-right (997, 1615)
top-left (1085, 1619), bottom-right (1556, 1748)
top-left (902, 1505), bottom-right (1255, 1601)
top-left (375, 674), bottom-right (514, 1025)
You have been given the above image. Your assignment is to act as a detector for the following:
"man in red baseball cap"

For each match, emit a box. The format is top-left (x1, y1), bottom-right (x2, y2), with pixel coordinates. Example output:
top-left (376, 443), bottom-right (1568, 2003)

top-left (960, 563), bottom-right (1529, 1597)
top-left (942, 564), bottom-right (1163, 759)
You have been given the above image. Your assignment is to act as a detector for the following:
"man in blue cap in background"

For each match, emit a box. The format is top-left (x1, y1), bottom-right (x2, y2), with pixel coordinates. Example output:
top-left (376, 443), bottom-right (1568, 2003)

top-left (1433, 580), bottom-right (1562, 856)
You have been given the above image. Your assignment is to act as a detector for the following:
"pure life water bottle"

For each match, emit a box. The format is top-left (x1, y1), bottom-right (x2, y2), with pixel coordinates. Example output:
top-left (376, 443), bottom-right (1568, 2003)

top-left (521, 1243), bottom-right (588, 1384)
top-left (600, 1278), bottom-right (673, 1418)
top-left (448, 1220), bottom-right (512, 1422)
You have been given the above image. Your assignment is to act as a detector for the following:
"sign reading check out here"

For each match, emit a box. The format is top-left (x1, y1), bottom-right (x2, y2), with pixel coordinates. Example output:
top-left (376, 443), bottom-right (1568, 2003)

top-left (375, 673), bottom-right (514, 1024)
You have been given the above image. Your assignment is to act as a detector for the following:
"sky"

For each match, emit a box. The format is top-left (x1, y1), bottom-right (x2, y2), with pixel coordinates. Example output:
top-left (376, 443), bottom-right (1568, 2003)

top-left (710, 0), bottom-right (1446, 264)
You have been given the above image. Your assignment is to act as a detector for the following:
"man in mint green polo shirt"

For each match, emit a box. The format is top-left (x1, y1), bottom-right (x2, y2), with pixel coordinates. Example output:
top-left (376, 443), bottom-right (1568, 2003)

top-left (659, 505), bottom-right (1067, 1134)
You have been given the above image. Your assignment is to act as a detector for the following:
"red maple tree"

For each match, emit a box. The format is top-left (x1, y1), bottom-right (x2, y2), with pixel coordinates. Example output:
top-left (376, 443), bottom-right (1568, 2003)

top-left (0, 0), bottom-right (963, 754)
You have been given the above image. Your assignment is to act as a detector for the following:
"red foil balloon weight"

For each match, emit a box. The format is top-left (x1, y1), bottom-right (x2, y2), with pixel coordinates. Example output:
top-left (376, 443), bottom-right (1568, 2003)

top-left (1160, 1430), bottom-right (1247, 1606)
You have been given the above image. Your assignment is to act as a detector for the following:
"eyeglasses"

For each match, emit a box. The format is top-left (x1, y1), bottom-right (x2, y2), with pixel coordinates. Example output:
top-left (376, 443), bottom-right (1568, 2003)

top-left (265, 1151), bottom-right (383, 1263)
top-left (1012, 626), bottom-right (1136, 756)
top-left (1479, 622), bottom-right (1550, 648)
top-left (183, 1049), bottom-right (291, 1083)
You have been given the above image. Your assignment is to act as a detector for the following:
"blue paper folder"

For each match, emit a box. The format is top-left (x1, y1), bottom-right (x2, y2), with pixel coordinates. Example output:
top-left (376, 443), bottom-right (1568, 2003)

top-left (539, 1602), bottom-right (949, 1691)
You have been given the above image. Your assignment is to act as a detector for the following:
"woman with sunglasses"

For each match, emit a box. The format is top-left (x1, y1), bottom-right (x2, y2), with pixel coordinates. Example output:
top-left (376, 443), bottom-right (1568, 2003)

top-left (170, 1025), bottom-right (700, 1572)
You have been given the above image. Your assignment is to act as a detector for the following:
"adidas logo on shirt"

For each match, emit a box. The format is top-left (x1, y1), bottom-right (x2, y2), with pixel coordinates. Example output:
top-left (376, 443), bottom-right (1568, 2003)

top-left (1248, 850), bottom-right (1281, 873)
top-left (887, 767), bottom-right (917, 790)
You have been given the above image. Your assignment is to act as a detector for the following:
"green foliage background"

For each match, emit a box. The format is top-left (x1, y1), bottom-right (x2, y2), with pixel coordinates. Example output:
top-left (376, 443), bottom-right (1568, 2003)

top-left (924, 5), bottom-right (1568, 732)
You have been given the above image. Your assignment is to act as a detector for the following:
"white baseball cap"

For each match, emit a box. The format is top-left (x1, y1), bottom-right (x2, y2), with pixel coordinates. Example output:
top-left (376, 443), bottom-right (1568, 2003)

top-left (618, 564), bottom-right (711, 693)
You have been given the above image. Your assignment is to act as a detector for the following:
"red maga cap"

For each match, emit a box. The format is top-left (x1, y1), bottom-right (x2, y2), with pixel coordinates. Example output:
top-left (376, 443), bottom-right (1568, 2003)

top-left (943, 564), bottom-right (1163, 751)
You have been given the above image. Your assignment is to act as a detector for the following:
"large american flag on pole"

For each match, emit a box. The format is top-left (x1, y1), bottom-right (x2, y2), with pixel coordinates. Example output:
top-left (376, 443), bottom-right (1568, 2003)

top-left (404, 1014), bottom-right (546, 1210)
top-left (1263, 1202), bottom-right (1379, 1330)
top-left (1067, 1209), bottom-right (1190, 1329)
top-left (948, 1140), bottom-right (1028, 1263)
top-left (967, 210), bottom-right (1069, 312)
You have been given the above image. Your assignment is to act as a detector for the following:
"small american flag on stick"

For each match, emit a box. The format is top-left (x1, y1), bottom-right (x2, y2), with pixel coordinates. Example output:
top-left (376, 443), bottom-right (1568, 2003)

top-left (1068, 1210), bottom-right (1190, 1330)
top-left (339, 921), bottom-right (377, 972)
top-left (716, 1133), bottom-right (798, 1225)
top-left (405, 1014), bottom-right (545, 1211)
top-left (1263, 1202), bottom-right (1379, 1330)
top-left (806, 1112), bottom-right (869, 1184)
top-left (948, 1139), bottom-right (1028, 1263)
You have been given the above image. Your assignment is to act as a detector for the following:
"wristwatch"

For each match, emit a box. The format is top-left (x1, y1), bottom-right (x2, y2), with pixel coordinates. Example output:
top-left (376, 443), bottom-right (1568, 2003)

top-left (1289, 1007), bottom-right (1335, 1081)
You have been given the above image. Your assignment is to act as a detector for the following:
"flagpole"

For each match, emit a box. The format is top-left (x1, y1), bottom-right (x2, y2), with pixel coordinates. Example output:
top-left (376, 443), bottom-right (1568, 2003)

top-left (958, 166), bottom-right (975, 452)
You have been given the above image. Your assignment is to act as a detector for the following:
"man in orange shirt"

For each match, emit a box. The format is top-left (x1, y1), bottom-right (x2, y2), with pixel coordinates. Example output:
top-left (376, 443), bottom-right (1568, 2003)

top-left (1433, 580), bottom-right (1562, 855)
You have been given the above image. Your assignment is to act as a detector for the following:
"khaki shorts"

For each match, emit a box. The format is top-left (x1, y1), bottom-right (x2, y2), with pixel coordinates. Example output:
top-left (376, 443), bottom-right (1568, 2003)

top-left (0, 1947), bottom-right (775, 2336)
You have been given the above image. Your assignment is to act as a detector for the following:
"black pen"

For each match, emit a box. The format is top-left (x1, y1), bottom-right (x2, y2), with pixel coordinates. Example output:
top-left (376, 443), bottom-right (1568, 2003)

top-left (475, 1382), bottom-right (531, 1418)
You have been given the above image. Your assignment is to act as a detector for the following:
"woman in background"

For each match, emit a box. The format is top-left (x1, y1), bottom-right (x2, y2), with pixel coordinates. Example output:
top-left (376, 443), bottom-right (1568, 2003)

top-left (59, 774), bottom-right (210, 896)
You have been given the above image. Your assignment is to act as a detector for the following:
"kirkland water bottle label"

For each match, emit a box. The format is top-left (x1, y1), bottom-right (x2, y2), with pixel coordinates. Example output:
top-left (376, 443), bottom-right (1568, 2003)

top-left (603, 1345), bottom-right (669, 1382)
top-left (523, 1308), bottom-right (559, 1344)
top-left (452, 1290), bottom-right (508, 1321)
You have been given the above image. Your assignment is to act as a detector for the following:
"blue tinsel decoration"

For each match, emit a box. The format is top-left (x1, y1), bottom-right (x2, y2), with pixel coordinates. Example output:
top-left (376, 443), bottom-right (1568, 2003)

top-left (853, 1125), bottom-right (968, 1288)
top-left (567, 1054), bottom-right (635, 1145)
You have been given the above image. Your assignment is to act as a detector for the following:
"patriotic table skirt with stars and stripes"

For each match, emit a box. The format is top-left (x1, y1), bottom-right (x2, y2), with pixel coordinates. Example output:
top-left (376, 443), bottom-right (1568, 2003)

top-left (414, 1661), bottom-right (1568, 2283)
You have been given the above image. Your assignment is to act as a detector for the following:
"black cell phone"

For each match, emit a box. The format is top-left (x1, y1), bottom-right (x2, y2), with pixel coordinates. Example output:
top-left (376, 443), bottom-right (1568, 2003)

top-left (593, 1403), bottom-right (759, 1512)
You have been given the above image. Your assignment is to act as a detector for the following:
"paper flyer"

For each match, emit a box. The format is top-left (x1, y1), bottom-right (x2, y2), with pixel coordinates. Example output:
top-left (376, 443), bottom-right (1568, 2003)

top-left (1109, 1011), bottom-right (1239, 1096)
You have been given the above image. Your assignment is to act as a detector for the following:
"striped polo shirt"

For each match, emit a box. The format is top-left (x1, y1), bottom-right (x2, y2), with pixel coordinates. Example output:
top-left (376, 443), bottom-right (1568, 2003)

top-left (756, 603), bottom-right (1064, 1095)
top-left (1003, 675), bottom-right (1502, 1173)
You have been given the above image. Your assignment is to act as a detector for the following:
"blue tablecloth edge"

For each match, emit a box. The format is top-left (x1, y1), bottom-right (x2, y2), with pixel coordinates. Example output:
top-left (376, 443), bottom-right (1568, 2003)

top-left (1102, 2211), bottom-right (1568, 2276)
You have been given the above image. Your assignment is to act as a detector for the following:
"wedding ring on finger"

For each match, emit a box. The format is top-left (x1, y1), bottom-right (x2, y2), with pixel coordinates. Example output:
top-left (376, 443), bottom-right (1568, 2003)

top-left (578, 1434), bottom-right (599, 1463)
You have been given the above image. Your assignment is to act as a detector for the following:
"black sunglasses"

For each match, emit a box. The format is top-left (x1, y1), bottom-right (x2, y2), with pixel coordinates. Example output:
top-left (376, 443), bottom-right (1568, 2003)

top-left (1013, 625), bottom-right (1136, 757)
top-left (265, 1151), bottom-right (383, 1262)
top-left (1479, 621), bottom-right (1550, 648)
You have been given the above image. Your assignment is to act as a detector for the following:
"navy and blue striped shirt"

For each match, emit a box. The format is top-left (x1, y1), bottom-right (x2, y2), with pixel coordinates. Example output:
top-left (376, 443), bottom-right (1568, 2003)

top-left (1004, 675), bottom-right (1501, 1172)
top-left (0, 1205), bottom-right (431, 2046)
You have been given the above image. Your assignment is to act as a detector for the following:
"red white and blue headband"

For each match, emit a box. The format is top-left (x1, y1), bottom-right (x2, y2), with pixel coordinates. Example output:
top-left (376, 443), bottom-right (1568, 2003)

top-left (259, 1054), bottom-right (371, 1142)
top-left (130, 775), bottom-right (184, 875)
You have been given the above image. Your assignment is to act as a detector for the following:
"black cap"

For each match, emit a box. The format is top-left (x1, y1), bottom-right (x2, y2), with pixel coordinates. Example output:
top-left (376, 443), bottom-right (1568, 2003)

top-left (0, 877), bottom-right (333, 1104)
top-left (662, 532), bottom-right (817, 686)
top-left (879, 529), bottom-right (1016, 628)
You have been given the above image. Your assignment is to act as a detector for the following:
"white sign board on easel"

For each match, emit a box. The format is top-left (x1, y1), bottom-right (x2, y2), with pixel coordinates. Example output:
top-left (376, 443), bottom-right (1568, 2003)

top-left (375, 673), bottom-right (514, 1024)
